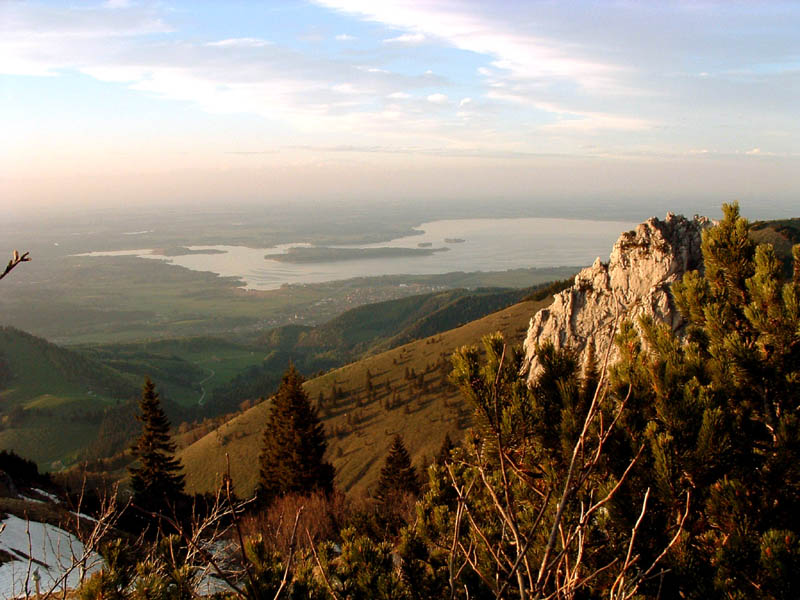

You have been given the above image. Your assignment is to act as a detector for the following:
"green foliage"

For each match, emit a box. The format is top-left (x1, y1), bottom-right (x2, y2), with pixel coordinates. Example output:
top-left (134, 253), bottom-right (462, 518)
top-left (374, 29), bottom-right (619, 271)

top-left (241, 535), bottom-right (326, 600)
top-left (374, 435), bottom-right (419, 503)
top-left (129, 378), bottom-right (187, 514)
top-left (410, 332), bottom-right (631, 598)
top-left (80, 539), bottom-right (136, 600)
top-left (318, 527), bottom-right (408, 600)
top-left (372, 435), bottom-right (419, 534)
top-left (610, 202), bottom-right (800, 598)
top-left (0, 449), bottom-right (50, 488)
top-left (435, 433), bottom-right (455, 465)
top-left (258, 365), bottom-right (334, 504)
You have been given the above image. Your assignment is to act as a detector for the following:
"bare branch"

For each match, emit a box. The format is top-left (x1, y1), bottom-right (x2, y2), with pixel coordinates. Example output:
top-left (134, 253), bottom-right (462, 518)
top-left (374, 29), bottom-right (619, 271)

top-left (273, 506), bottom-right (304, 600)
top-left (1, 250), bottom-right (31, 281)
top-left (306, 528), bottom-right (341, 600)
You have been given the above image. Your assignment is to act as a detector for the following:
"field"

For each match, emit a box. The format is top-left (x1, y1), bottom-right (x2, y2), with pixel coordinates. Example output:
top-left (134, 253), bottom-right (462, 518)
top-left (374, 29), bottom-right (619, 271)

top-left (85, 337), bottom-right (268, 407)
top-left (0, 252), bottom-right (576, 346)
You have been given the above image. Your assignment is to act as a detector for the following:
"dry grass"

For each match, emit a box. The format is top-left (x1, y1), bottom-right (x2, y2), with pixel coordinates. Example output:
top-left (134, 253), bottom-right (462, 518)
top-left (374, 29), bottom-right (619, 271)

top-left (179, 297), bottom-right (551, 498)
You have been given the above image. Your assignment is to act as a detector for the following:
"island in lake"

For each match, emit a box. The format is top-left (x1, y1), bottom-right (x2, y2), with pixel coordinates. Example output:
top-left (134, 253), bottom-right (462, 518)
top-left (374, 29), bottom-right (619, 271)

top-left (265, 246), bottom-right (449, 263)
top-left (152, 246), bottom-right (228, 257)
top-left (444, 238), bottom-right (466, 243)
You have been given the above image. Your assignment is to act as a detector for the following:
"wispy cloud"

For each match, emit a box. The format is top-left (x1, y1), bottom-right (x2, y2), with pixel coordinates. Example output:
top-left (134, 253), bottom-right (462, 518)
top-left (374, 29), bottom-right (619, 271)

top-left (311, 0), bottom-right (659, 143)
top-left (206, 38), bottom-right (272, 48)
top-left (315, 1), bottom-right (625, 91)
top-left (3, 0), bottom-right (800, 193)
top-left (382, 32), bottom-right (426, 45)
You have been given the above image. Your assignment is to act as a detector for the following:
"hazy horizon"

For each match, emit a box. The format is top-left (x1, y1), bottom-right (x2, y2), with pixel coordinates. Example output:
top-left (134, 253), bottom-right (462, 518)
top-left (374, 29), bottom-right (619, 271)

top-left (2, 1), bottom-right (799, 217)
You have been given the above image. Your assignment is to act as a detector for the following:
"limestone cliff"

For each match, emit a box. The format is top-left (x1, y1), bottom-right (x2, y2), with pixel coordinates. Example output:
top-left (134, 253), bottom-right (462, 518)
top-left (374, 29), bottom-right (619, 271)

top-left (522, 213), bottom-right (710, 385)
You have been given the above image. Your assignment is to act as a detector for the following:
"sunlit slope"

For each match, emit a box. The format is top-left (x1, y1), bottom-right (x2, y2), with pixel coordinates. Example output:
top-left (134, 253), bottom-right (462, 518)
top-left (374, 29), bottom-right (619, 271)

top-left (179, 297), bottom-right (552, 497)
top-left (206, 285), bottom-right (540, 415)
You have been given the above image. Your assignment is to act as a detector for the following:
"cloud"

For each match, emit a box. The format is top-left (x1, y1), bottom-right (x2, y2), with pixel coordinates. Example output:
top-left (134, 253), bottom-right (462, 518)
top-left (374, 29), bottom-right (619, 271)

top-left (316, 1), bottom-right (622, 90)
top-left (206, 38), bottom-right (272, 48)
top-left (484, 94), bottom-right (653, 133)
top-left (0, 3), bottom-right (438, 125)
top-left (0, 3), bottom-right (172, 76)
top-left (309, 0), bottom-right (671, 139)
top-left (542, 112), bottom-right (651, 133)
top-left (335, 34), bottom-right (356, 41)
top-left (7, 0), bottom-right (797, 171)
top-left (383, 32), bottom-right (426, 45)
top-left (332, 83), bottom-right (371, 94)
top-left (357, 65), bottom-right (389, 73)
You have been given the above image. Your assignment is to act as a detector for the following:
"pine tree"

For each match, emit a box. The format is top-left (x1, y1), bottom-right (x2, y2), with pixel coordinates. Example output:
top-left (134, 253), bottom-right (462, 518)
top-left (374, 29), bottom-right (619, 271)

top-left (436, 433), bottom-right (455, 465)
top-left (129, 378), bottom-right (186, 513)
top-left (258, 365), bottom-right (334, 505)
top-left (372, 435), bottom-right (419, 535)
top-left (606, 203), bottom-right (800, 598)
top-left (374, 434), bottom-right (419, 504)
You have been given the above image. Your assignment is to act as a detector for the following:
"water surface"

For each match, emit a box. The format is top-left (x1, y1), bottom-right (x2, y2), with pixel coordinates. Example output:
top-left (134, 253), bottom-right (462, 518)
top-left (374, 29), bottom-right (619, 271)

top-left (80, 217), bottom-right (636, 290)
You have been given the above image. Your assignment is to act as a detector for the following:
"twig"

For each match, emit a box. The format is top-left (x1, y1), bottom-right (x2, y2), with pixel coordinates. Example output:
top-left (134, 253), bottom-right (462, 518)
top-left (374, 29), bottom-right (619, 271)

top-left (536, 302), bottom-right (621, 588)
top-left (273, 506), bottom-right (304, 600)
top-left (306, 528), bottom-right (341, 600)
top-left (0, 250), bottom-right (30, 281)
top-left (133, 503), bottom-right (247, 599)
top-left (225, 454), bottom-right (258, 597)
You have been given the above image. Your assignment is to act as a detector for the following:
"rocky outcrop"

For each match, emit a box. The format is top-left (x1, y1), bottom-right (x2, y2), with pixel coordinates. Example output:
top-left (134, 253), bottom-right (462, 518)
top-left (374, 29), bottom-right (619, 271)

top-left (522, 213), bottom-right (711, 385)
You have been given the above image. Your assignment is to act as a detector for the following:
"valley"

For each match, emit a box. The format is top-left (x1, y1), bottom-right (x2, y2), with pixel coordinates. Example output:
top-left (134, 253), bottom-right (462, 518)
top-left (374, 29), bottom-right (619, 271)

top-left (0, 208), bottom-right (798, 599)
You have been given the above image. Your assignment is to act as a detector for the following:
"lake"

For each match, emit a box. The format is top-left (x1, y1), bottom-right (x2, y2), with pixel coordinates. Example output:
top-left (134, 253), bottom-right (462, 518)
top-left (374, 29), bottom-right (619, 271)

top-left (81, 217), bottom-right (636, 290)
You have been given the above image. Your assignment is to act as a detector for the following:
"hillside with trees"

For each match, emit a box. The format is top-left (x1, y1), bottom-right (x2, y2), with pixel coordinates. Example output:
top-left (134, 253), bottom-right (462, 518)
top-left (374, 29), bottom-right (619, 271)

top-left (1, 209), bottom-right (799, 599)
top-left (0, 283), bottom-right (550, 470)
top-left (178, 294), bottom-right (552, 496)
top-left (6, 205), bottom-right (794, 600)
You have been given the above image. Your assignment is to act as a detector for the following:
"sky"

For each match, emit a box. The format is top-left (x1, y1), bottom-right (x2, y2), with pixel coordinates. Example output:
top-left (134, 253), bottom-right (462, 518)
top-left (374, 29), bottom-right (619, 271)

top-left (1, 1), bottom-right (799, 217)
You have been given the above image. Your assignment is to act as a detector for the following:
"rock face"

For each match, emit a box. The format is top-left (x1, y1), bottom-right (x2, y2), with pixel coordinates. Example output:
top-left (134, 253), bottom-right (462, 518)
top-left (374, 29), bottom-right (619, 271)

top-left (522, 213), bottom-right (711, 385)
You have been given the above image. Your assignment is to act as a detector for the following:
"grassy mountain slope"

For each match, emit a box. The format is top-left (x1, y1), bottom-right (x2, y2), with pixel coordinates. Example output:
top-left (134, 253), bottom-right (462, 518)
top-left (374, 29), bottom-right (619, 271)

top-left (179, 295), bottom-right (554, 497)
top-left (207, 286), bottom-right (537, 414)
top-left (0, 329), bottom-right (241, 467)
top-left (750, 218), bottom-right (800, 277)
top-left (0, 327), bottom-right (141, 466)
top-left (369, 286), bottom-right (552, 354)
top-left (0, 327), bottom-right (138, 403)
top-left (294, 287), bottom-right (521, 352)
top-left (0, 282), bottom-right (548, 469)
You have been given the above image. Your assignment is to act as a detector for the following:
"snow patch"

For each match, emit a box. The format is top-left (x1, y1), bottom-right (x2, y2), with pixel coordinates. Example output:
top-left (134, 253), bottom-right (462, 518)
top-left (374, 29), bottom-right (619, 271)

top-left (0, 515), bottom-right (101, 597)
top-left (31, 489), bottom-right (60, 503)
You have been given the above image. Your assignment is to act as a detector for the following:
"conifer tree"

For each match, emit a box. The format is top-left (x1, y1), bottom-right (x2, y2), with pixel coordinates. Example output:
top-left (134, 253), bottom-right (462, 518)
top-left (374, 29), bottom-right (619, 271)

top-left (129, 378), bottom-right (186, 513)
top-left (607, 203), bottom-right (800, 598)
top-left (258, 365), bottom-right (334, 505)
top-left (436, 433), bottom-right (455, 465)
top-left (372, 434), bottom-right (419, 535)
top-left (374, 434), bottom-right (419, 504)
